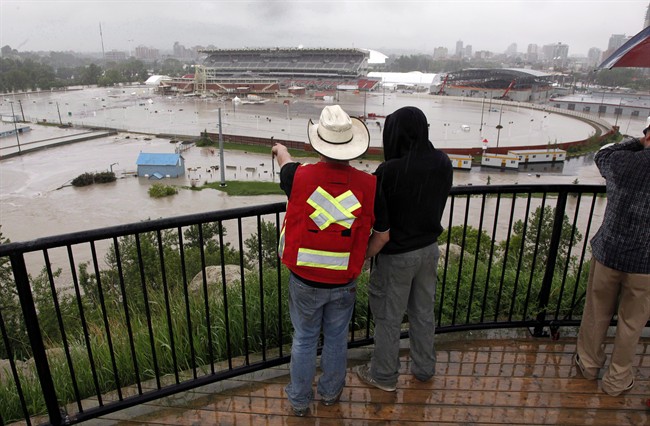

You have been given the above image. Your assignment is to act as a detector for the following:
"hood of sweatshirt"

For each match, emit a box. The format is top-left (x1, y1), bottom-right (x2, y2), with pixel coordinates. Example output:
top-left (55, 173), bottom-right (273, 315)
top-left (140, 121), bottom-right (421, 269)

top-left (382, 106), bottom-right (434, 161)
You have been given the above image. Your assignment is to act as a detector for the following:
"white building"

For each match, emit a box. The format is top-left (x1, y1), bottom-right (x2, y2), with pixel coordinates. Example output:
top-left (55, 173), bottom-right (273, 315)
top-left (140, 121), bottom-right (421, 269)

top-left (481, 153), bottom-right (519, 169)
top-left (508, 149), bottom-right (566, 164)
top-left (448, 154), bottom-right (473, 170)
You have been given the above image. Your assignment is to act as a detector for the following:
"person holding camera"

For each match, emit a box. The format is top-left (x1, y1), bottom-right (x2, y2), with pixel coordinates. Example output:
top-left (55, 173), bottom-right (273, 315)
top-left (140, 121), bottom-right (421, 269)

top-left (575, 120), bottom-right (650, 396)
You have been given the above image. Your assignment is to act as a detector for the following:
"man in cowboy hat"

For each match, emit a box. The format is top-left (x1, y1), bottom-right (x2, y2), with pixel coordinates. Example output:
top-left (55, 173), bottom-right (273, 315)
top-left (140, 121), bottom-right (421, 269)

top-left (574, 118), bottom-right (650, 396)
top-left (272, 105), bottom-right (380, 416)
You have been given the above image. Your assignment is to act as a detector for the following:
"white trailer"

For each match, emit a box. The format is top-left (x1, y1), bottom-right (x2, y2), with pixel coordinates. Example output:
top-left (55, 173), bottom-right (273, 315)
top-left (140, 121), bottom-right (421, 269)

top-left (508, 149), bottom-right (566, 163)
top-left (481, 153), bottom-right (520, 169)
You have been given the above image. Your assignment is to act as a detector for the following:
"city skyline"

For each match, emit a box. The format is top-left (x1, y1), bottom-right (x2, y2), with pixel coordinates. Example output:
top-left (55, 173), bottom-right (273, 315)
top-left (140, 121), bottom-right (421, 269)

top-left (0, 1), bottom-right (647, 57)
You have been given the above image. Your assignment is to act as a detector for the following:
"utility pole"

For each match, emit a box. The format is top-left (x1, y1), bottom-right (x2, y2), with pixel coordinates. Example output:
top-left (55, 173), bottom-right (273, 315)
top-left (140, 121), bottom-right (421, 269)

top-left (9, 102), bottom-right (22, 154)
top-left (496, 106), bottom-right (504, 148)
top-left (99, 22), bottom-right (106, 63)
top-left (56, 102), bottom-right (63, 125)
top-left (218, 108), bottom-right (226, 187)
top-left (18, 99), bottom-right (25, 121)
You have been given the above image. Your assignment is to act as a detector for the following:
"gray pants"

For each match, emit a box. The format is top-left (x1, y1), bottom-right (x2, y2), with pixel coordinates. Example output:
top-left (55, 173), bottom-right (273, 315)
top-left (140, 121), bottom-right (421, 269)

top-left (369, 243), bottom-right (439, 386)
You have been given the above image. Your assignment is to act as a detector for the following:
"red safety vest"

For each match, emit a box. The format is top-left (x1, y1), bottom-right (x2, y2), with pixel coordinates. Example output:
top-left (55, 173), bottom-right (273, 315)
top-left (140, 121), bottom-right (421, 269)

top-left (279, 162), bottom-right (376, 284)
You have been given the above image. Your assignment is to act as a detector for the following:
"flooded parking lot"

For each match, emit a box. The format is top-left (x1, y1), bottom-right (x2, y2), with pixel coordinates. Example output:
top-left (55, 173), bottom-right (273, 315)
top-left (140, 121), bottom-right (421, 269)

top-left (1, 86), bottom-right (613, 150)
top-left (0, 86), bottom-right (622, 245)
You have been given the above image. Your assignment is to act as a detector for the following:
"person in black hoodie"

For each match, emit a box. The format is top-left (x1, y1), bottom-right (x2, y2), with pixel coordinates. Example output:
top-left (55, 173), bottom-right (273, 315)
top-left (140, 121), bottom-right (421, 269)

top-left (356, 106), bottom-right (453, 392)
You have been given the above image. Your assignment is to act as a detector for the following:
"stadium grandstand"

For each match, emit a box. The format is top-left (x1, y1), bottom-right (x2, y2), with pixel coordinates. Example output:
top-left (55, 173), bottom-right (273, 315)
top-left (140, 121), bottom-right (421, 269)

top-left (163, 48), bottom-right (381, 96)
top-left (434, 68), bottom-right (554, 102)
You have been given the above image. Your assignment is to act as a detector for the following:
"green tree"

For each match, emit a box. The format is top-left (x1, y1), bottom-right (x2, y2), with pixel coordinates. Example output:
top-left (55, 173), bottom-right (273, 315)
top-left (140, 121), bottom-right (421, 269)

top-left (439, 224), bottom-right (496, 261)
top-left (80, 63), bottom-right (102, 85)
top-left (501, 205), bottom-right (582, 277)
top-left (243, 220), bottom-right (279, 268)
top-left (159, 58), bottom-right (186, 77)
top-left (0, 229), bottom-right (24, 358)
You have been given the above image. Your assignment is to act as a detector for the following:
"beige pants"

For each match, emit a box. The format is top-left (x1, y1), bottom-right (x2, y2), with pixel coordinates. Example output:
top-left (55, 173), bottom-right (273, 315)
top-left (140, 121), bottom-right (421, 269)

top-left (576, 258), bottom-right (650, 395)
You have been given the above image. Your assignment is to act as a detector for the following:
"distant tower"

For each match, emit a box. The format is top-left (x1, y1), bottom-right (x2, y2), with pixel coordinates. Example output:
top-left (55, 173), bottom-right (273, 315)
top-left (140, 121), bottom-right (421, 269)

top-left (455, 40), bottom-right (464, 58)
top-left (99, 22), bottom-right (106, 62)
top-left (587, 47), bottom-right (602, 67)
top-left (608, 34), bottom-right (628, 51)
top-left (527, 44), bottom-right (539, 62)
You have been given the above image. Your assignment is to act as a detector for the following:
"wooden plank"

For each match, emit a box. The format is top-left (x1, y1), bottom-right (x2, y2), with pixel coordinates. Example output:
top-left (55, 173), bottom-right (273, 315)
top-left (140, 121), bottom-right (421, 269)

top-left (135, 393), bottom-right (648, 426)
top-left (94, 338), bottom-right (650, 425)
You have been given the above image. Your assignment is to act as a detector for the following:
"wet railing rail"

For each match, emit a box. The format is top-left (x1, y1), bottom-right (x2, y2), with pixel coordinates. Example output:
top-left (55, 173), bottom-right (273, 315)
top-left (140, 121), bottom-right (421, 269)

top-left (0, 183), bottom-right (623, 426)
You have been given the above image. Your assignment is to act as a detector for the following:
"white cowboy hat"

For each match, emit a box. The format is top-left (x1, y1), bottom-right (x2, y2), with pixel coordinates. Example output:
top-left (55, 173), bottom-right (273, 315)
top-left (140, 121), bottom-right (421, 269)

top-left (307, 105), bottom-right (370, 161)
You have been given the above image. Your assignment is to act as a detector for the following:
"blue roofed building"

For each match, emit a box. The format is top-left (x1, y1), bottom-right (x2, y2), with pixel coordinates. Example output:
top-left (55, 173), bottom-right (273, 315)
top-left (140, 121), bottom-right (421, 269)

top-left (136, 153), bottom-right (185, 178)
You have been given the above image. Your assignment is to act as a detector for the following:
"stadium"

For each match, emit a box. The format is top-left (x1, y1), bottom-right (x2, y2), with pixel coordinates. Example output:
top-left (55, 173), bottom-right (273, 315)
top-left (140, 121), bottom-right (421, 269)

top-left (161, 49), bottom-right (555, 105)
top-left (434, 68), bottom-right (555, 102)
top-left (163, 47), bottom-right (381, 96)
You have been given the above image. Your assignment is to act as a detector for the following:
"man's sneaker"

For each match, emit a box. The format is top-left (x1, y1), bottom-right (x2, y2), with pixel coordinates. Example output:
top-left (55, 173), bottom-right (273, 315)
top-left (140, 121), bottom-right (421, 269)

top-left (355, 365), bottom-right (396, 392)
top-left (603, 379), bottom-right (635, 396)
top-left (292, 405), bottom-right (309, 417)
top-left (321, 387), bottom-right (343, 406)
top-left (573, 353), bottom-right (598, 380)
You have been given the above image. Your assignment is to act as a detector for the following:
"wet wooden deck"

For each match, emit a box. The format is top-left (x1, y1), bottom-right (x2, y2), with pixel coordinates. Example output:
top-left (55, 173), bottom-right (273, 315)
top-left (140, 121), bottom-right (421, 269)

top-left (91, 334), bottom-right (650, 425)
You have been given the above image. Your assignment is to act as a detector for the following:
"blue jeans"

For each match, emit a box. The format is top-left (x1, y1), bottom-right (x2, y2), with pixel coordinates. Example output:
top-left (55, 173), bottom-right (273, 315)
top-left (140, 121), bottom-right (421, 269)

top-left (285, 273), bottom-right (357, 409)
top-left (369, 243), bottom-right (439, 386)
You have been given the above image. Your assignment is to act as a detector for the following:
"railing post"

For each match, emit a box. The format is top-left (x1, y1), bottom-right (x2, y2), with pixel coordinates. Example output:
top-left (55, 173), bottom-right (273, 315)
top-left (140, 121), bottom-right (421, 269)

top-left (533, 192), bottom-right (568, 337)
top-left (10, 253), bottom-right (63, 425)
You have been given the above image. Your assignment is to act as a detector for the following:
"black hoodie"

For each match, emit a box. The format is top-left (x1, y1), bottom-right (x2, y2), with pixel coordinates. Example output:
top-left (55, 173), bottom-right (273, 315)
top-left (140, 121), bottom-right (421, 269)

top-left (373, 106), bottom-right (453, 254)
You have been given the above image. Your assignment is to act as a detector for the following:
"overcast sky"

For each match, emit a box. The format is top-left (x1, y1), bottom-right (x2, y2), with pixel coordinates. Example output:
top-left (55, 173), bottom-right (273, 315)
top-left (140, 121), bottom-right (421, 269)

top-left (1, 0), bottom-right (647, 56)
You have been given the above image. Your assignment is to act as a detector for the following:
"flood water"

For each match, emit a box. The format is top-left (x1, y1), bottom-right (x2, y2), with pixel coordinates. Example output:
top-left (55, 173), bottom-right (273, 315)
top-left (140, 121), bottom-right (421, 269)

top-left (0, 85), bottom-right (620, 245)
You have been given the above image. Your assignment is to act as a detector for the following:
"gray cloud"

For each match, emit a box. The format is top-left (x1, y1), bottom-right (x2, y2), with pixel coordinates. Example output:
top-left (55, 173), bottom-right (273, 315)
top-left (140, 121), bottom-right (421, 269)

top-left (1, 0), bottom-right (646, 55)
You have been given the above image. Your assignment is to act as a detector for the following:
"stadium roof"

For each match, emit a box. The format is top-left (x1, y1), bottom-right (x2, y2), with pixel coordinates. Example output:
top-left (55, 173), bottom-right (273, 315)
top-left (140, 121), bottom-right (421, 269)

top-left (501, 68), bottom-right (552, 78)
top-left (363, 49), bottom-right (388, 64)
top-left (443, 68), bottom-right (554, 91)
top-left (368, 71), bottom-right (439, 87)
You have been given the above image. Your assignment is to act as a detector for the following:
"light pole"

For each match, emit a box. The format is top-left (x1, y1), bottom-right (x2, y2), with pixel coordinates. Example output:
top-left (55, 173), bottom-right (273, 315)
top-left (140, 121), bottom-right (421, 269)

top-left (9, 102), bottom-right (22, 154)
top-left (478, 96), bottom-right (485, 137)
top-left (495, 107), bottom-right (504, 149)
top-left (109, 162), bottom-right (119, 173)
top-left (614, 98), bottom-right (623, 128)
top-left (218, 107), bottom-right (226, 187)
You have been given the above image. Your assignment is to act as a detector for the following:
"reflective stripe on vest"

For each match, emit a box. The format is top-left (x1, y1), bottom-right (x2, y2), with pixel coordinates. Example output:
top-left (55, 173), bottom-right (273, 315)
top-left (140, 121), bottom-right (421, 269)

top-left (278, 225), bottom-right (286, 258)
top-left (307, 187), bottom-right (360, 230)
top-left (296, 248), bottom-right (350, 270)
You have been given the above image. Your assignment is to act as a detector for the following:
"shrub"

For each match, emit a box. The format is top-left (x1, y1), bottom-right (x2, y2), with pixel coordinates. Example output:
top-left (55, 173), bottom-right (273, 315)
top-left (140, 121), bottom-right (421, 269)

top-left (93, 171), bottom-right (116, 184)
top-left (148, 183), bottom-right (178, 198)
top-left (71, 172), bottom-right (95, 187)
top-left (71, 171), bottom-right (116, 187)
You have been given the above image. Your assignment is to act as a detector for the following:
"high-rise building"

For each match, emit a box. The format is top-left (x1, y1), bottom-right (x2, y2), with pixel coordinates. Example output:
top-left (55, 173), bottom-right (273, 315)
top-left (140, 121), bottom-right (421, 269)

top-left (433, 46), bottom-right (448, 60)
top-left (464, 45), bottom-right (473, 59)
top-left (105, 50), bottom-right (127, 61)
top-left (602, 34), bottom-right (630, 61)
top-left (542, 42), bottom-right (569, 68)
top-left (173, 42), bottom-right (195, 59)
top-left (455, 40), bottom-right (464, 58)
top-left (587, 47), bottom-right (602, 67)
top-left (474, 50), bottom-right (492, 60)
top-left (505, 43), bottom-right (518, 57)
top-left (527, 44), bottom-right (539, 62)
top-left (135, 46), bottom-right (160, 61)
top-left (607, 34), bottom-right (628, 51)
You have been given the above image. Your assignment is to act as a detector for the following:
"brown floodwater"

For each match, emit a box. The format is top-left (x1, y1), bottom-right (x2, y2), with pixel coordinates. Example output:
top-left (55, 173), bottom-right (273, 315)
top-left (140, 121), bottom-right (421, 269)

top-left (0, 86), bottom-right (618, 245)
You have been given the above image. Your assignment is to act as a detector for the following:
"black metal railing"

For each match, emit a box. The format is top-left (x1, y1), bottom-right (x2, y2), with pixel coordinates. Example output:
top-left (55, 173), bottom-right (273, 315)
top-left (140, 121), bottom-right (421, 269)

top-left (0, 184), bottom-right (611, 425)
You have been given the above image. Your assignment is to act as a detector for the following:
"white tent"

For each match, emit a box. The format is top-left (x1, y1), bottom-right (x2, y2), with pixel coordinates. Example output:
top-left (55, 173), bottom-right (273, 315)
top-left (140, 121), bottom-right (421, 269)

top-left (145, 75), bottom-right (173, 86)
top-left (367, 71), bottom-right (440, 89)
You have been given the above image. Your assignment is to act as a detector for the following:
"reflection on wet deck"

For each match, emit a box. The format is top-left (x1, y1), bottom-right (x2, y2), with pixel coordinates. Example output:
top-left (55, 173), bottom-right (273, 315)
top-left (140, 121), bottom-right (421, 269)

top-left (94, 336), bottom-right (649, 425)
